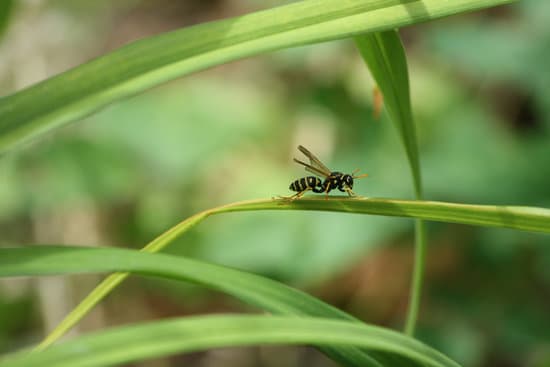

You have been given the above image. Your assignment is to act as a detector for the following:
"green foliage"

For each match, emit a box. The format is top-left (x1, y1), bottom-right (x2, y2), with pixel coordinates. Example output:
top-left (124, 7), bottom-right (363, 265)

top-left (25, 196), bottom-right (550, 355)
top-left (355, 32), bottom-right (419, 196)
top-left (1, 1), bottom-right (546, 367)
top-left (0, 245), bottom-right (386, 366)
top-left (0, 0), bottom-right (515, 154)
top-left (0, 314), bottom-right (459, 367)
top-left (0, 0), bottom-right (14, 40)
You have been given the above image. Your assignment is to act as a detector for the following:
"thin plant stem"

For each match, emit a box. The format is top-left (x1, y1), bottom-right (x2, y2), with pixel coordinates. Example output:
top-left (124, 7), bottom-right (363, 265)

top-left (405, 218), bottom-right (427, 335)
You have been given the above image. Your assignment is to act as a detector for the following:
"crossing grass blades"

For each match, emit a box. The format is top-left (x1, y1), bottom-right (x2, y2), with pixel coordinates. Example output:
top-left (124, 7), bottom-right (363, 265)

top-left (281, 145), bottom-right (368, 201)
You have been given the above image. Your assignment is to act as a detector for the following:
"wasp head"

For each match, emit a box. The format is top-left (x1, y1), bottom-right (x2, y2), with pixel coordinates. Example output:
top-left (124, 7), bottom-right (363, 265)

top-left (342, 174), bottom-right (354, 189)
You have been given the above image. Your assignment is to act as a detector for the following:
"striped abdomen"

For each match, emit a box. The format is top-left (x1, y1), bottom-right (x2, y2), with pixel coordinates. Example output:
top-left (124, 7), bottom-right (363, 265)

top-left (289, 176), bottom-right (322, 192)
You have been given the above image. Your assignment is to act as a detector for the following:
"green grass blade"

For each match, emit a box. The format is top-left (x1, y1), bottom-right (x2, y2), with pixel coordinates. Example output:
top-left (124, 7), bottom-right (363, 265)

top-left (216, 198), bottom-right (550, 234)
top-left (354, 31), bottom-right (420, 196)
top-left (354, 30), bottom-right (426, 336)
top-left (32, 197), bottom-right (550, 352)
top-left (405, 219), bottom-right (426, 335)
top-left (0, 0), bottom-right (14, 40)
top-left (0, 0), bottom-right (517, 154)
top-left (1, 245), bottom-right (381, 366)
top-left (0, 315), bottom-right (460, 367)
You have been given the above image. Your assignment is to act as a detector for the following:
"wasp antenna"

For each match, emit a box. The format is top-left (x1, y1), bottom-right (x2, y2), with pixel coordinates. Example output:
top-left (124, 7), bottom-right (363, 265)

top-left (351, 168), bottom-right (368, 179)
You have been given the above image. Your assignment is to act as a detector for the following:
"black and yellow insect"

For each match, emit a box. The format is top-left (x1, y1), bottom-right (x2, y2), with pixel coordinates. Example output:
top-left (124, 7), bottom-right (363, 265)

top-left (286, 145), bottom-right (368, 200)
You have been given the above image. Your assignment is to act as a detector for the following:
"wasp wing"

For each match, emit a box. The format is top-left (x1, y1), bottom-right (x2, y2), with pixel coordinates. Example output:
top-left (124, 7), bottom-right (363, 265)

top-left (293, 158), bottom-right (330, 178)
top-left (297, 145), bottom-right (332, 176)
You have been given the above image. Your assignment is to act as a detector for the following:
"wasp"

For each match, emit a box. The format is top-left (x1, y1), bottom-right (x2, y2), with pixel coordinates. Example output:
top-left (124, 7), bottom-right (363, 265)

top-left (285, 145), bottom-right (368, 200)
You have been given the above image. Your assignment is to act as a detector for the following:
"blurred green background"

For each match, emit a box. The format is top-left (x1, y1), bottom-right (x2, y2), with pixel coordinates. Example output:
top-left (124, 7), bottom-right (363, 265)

top-left (0, 1), bottom-right (549, 366)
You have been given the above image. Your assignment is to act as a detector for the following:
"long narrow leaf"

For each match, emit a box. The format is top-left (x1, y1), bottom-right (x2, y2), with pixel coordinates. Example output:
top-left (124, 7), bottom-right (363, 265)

top-left (355, 31), bottom-right (420, 196)
top-left (195, 198), bottom-right (550, 234)
top-left (0, 0), bottom-right (14, 39)
top-left (0, 0), bottom-right (517, 154)
top-left (354, 30), bottom-right (426, 335)
top-left (0, 246), bottom-right (382, 366)
top-left (0, 315), bottom-right (460, 367)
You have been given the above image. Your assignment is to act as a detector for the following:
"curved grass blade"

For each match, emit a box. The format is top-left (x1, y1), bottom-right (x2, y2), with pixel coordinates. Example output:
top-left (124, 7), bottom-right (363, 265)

top-left (0, 315), bottom-right (460, 367)
top-left (0, 0), bottom-right (14, 40)
top-left (355, 31), bottom-right (420, 196)
top-left (33, 197), bottom-right (550, 352)
top-left (219, 198), bottom-right (550, 234)
top-left (0, 0), bottom-right (517, 154)
top-left (354, 30), bottom-right (426, 335)
top-left (0, 245), bottom-right (381, 366)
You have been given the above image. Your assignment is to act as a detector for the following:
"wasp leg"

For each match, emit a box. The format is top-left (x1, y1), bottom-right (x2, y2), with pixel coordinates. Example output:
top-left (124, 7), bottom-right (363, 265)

top-left (324, 184), bottom-right (331, 200)
top-left (344, 188), bottom-right (366, 199)
top-left (277, 188), bottom-right (310, 202)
